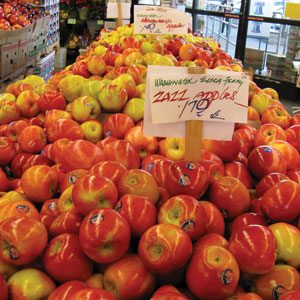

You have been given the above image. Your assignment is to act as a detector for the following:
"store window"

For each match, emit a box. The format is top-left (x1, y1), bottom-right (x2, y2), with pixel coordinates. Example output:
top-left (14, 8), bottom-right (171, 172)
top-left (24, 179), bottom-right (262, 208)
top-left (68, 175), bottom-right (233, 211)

top-left (195, 0), bottom-right (242, 13)
top-left (195, 14), bottom-right (240, 57)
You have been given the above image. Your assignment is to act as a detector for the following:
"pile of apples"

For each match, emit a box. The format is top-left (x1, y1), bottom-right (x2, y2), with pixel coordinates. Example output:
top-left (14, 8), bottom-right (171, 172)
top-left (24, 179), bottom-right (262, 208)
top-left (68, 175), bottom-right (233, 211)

top-left (0, 0), bottom-right (45, 30)
top-left (0, 23), bottom-right (299, 300)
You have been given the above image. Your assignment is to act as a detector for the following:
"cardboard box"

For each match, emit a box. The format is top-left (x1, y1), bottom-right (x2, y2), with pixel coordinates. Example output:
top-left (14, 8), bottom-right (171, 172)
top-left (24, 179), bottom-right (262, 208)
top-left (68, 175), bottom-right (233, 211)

top-left (18, 40), bottom-right (29, 67)
top-left (0, 23), bottom-right (34, 46)
top-left (0, 43), bottom-right (19, 78)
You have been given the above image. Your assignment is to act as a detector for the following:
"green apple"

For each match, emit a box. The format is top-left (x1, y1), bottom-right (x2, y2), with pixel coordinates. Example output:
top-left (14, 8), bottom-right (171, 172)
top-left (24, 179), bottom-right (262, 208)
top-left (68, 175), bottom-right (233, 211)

top-left (122, 97), bottom-right (145, 123)
top-left (81, 120), bottom-right (103, 144)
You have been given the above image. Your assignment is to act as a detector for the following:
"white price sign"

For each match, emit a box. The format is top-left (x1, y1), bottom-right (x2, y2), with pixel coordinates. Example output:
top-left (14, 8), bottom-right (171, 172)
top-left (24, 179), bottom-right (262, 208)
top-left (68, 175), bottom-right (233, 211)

top-left (148, 69), bottom-right (249, 124)
top-left (134, 10), bottom-right (189, 34)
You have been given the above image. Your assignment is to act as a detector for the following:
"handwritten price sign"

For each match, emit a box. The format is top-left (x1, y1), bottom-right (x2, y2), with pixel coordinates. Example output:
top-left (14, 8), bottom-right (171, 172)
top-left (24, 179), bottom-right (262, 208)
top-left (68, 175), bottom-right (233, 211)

top-left (148, 70), bottom-right (249, 124)
top-left (134, 10), bottom-right (189, 34)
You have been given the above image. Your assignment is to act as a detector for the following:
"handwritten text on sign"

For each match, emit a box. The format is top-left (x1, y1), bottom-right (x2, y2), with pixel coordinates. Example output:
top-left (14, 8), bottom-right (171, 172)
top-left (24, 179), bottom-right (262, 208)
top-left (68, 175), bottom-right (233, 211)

top-left (134, 11), bottom-right (189, 34)
top-left (149, 72), bottom-right (249, 124)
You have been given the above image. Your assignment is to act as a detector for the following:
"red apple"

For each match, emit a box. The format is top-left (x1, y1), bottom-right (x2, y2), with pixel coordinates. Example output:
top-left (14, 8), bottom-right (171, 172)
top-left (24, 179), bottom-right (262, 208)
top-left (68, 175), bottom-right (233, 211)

top-left (286, 125), bottom-right (300, 152)
top-left (38, 90), bottom-right (66, 112)
top-left (48, 281), bottom-right (87, 300)
top-left (118, 169), bottom-right (159, 205)
top-left (248, 145), bottom-right (287, 179)
top-left (124, 125), bottom-right (158, 159)
top-left (0, 167), bottom-right (8, 192)
top-left (102, 113), bottom-right (134, 139)
top-left (0, 200), bottom-right (39, 223)
top-left (5, 119), bottom-right (28, 142)
top-left (102, 140), bottom-right (140, 170)
top-left (202, 137), bottom-right (241, 162)
top-left (60, 169), bottom-right (89, 192)
top-left (16, 90), bottom-right (40, 118)
top-left (138, 223), bottom-right (193, 274)
top-left (260, 180), bottom-right (300, 222)
top-left (186, 246), bottom-right (239, 299)
top-left (44, 109), bottom-right (72, 128)
top-left (0, 273), bottom-right (8, 300)
top-left (22, 154), bottom-right (53, 173)
top-left (73, 174), bottom-right (118, 215)
top-left (49, 210), bottom-right (83, 237)
top-left (261, 105), bottom-right (291, 129)
top-left (114, 194), bottom-right (157, 237)
top-left (146, 158), bottom-right (173, 189)
top-left (179, 44), bottom-right (197, 61)
top-left (72, 287), bottom-right (116, 299)
top-left (79, 208), bottom-right (131, 263)
top-left (103, 254), bottom-right (156, 300)
top-left (8, 268), bottom-right (56, 299)
top-left (287, 170), bottom-right (300, 184)
top-left (165, 161), bottom-right (209, 199)
top-left (224, 161), bottom-right (254, 189)
top-left (253, 265), bottom-right (300, 300)
top-left (21, 165), bottom-right (59, 203)
top-left (209, 176), bottom-right (250, 219)
top-left (167, 37), bottom-right (186, 56)
top-left (61, 140), bottom-right (105, 172)
top-left (43, 233), bottom-right (93, 282)
top-left (158, 195), bottom-right (206, 241)
top-left (254, 123), bottom-right (287, 147)
top-left (268, 139), bottom-right (300, 171)
top-left (256, 172), bottom-right (290, 197)
top-left (17, 125), bottom-right (47, 153)
top-left (199, 200), bottom-right (225, 235)
top-left (0, 136), bottom-right (16, 165)
top-left (229, 213), bottom-right (267, 234)
top-left (47, 118), bottom-right (84, 142)
top-left (194, 233), bottom-right (228, 255)
top-left (280, 291), bottom-right (300, 300)
top-left (228, 225), bottom-right (276, 274)
top-left (90, 161), bottom-right (127, 187)
top-left (0, 217), bottom-right (48, 266)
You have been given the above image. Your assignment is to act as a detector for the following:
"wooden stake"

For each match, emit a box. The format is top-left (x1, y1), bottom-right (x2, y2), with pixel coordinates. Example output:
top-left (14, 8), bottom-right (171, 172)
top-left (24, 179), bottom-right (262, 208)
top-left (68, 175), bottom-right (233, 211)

top-left (184, 67), bottom-right (206, 162)
top-left (117, 1), bottom-right (122, 27)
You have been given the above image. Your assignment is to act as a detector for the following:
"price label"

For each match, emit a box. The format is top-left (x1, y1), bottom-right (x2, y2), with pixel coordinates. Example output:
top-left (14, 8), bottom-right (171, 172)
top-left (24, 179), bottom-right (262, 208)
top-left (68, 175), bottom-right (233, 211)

top-left (134, 10), bottom-right (189, 35)
top-left (67, 18), bottom-right (76, 25)
top-left (148, 68), bottom-right (249, 124)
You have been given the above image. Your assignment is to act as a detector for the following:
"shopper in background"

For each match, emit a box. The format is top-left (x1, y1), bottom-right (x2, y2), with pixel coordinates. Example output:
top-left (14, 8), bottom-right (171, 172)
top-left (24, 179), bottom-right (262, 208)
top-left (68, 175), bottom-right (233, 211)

top-left (221, 0), bottom-right (233, 34)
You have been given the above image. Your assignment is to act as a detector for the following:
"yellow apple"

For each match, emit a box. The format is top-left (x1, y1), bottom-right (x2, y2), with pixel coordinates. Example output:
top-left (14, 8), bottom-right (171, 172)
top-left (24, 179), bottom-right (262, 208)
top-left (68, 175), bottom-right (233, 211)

top-left (23, 75), bottom-right (44, 89)
top-left (58, 75), bottom-right (85, 103)
top-left (94, 45), bottom-right (108, 55)
top-left (165, 137), bottom-right (185, 161)
top-left (135, 83), bottom-right (146, 99)
top-left (81, 80), bottom-right (104, 99)
top-left (250, 92), bottom-right (273, 115)
top-left (0, 93), bottom-right (16, 103)
top-left (269, 222), bottom-right (300, 269)
top-left (71, 96), bottom-right (101, 122)
top-left (143, 53), bottom-right (161, 66)
top-left (81, 120), bottom-right (103, 144)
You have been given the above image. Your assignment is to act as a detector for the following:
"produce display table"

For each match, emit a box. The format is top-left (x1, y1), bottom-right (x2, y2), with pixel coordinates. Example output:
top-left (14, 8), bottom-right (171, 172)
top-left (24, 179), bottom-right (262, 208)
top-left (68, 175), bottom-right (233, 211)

top-left (0, 23), bottom-right (299, 300)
